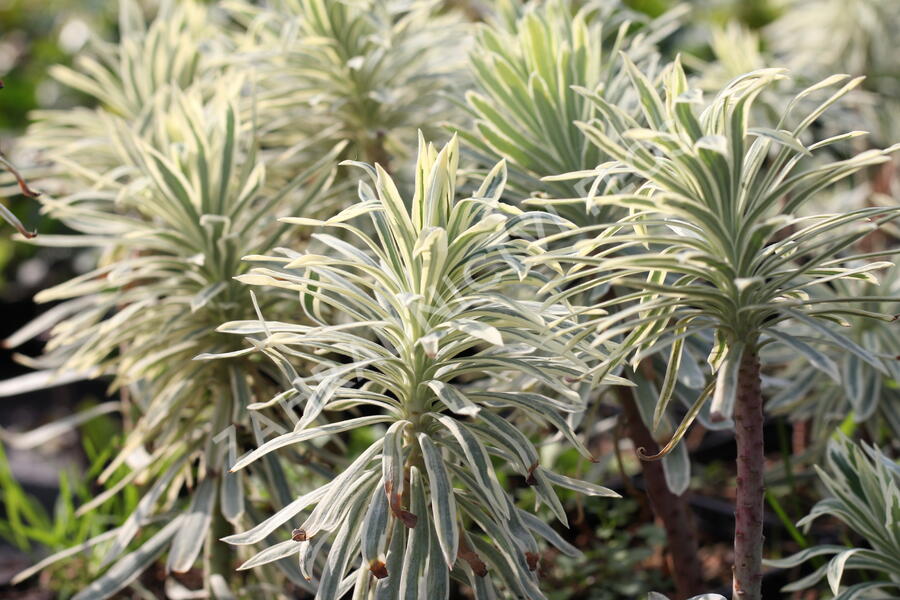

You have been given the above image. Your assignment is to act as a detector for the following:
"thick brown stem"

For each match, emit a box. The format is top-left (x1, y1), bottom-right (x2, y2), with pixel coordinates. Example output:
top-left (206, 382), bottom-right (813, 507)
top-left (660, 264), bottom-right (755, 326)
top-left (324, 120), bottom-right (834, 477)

top-left (733, 346), bottom-right (764, 600)
top-left (618, 387), bottom-right (704, 599)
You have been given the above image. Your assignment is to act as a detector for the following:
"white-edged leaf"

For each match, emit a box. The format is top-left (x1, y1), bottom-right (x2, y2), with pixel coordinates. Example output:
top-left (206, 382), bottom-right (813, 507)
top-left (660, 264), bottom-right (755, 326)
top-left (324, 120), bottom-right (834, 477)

top-left (220, 469), bottom-right (244, 524)
top-left (417, 432), bottom-right (459, 568)
top-left (231, 416), bottom-right (392, 471)
top-left (541, 469), bottom-right (620, 497)
top-left (427, 380), bottom-right (480, 416)
top-left (71, 518), bottom-right (182, 600)
top-left (168, 477), bottom-right (216, 572)
top-left (828, 549), bottom-right (862, 594)
top-left (0, 369), bottom-right (91, 399)
top-left (190, 281), bottom-right (227, 313)
top-left (0, 402), bottom-right (120, 449)
top-left (222, 486), bottom-right (329, 545)
top-left (434, 414), bottom-right (509, 518)
top-left (238, 539), bottom-right (306, 571)
top-left (709, 343), bottom-right (743, 421)
top-left (449, 319), bottom-right (503, 346)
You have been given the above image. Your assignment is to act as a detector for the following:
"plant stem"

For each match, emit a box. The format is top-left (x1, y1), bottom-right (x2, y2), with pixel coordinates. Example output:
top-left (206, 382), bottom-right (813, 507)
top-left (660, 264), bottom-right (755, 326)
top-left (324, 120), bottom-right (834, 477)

top-left (733, 345), bottom-right (764, 600)
top-left (364, 130), bottom-right (391, 175)
top-left (206, 500), bottom-right (232, 593)
top-left (618, 387), bottom-right (704, 599)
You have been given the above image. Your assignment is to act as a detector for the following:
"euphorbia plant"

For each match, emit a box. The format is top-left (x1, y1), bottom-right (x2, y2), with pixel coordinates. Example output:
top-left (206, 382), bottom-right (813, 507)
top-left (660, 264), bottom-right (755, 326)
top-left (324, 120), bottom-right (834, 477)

top-left (6, 84), bottom-right (343, 597)
top-left (460, 3), bottom-right (706, 594)
top-left (769, 0), bottom-right (900, 148)
top-left (210, 134), bottom-right (623, 598)
top-left (461, 0), bottom-right (678, 220)
top-left (768, 265), bottom-right (900, 444)
top-left (22, 0), bottom-right (217, 179)
top-left (225, 0), bottom-right (468, 178)
top-left (530, 62), bottom-right (900, 599)
top-left (766, 437), bottom-right (900, 599)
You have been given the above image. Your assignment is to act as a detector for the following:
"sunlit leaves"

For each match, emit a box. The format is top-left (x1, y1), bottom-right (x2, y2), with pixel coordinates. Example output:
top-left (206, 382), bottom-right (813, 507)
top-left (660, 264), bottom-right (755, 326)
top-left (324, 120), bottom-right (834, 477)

top-left (4, 3), bottom-right (342, 588)
top-left (217, 135), bottom-right (618, 598)
top-left (531, 62), bottom-right (899, 446)
top-left (462, 0), bottom-right (681, 224)
top-left (226, 0), bottom-right (469, 180)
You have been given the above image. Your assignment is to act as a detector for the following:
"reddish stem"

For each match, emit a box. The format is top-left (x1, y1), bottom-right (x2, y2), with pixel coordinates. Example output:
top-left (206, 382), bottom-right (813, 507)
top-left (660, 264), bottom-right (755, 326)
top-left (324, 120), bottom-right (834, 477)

top-left (619, 387), bottom-right (704, 599)
top-left (732, 345), bottom-right (765, 600)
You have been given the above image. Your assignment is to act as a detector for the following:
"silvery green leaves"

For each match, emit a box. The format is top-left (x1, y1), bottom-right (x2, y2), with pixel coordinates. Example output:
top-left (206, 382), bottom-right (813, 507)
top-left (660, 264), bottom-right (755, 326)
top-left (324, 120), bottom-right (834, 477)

top-left (2, 0), bottom-right (209, 238)
top-left (765, 438), bottom-right (900, 599)
top-left (3, 4), bottom-right (341, 591)
top-left (217, 135), bottom-right (619, 598)
top-left (766, 0), bottom-right (900, 147)
top-left (22, 0), bottom-right (217, 179)
top-left (530, 62), bottom-right (899, 452)
top-left (462, 0), bottom-right (680, 224)
top-left (224, 0), bottom-right (468, 182)
top-left (766, 265), bottom-right (900, 440)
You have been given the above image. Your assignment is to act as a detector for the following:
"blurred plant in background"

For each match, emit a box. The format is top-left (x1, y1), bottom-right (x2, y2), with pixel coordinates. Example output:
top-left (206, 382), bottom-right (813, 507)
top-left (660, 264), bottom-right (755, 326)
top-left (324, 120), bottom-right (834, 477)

top-left (768, 0), bottom-right (900, 148)
top-left (0, 405), bottom-right (139, 598)
top-left (225, 0), bottom-right (469, 186)
top-left (0, 0), bottom-right (120, 277)
top-left (766, 437), bottom-right (900, 599)
top-left (768, 265), bottom-right (900, 445)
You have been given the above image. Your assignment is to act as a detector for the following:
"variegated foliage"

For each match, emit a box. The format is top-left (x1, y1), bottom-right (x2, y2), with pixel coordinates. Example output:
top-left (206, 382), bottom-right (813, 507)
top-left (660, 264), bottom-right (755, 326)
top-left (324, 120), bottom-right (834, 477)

top-left (224, 0), bottom-right (469, 183)
top-left (768, 265), bottom-right (900, 442)
top-left (460, 0), bottom-right (680, 225)
top-left (766, 437), bottom-right (900, 599)
top-left (768, 0), bottom-right (900, 146)
top-left (529, 62), bottom-right (899, 448)
top-left (7, 64), bottom-right (342, 600)
top-left (21, 0), bottom-right (221, 184)
top-left (769, 0), bottom-right (900, 91)
top-left (209, 135), bottom-right (622, 599)
top-left (460, 0), bottom-right (704, 502)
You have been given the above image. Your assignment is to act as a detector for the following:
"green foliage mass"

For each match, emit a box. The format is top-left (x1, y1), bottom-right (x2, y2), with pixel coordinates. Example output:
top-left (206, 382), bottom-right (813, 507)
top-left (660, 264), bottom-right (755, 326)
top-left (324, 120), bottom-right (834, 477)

top-left (0, 1), bottom-right (897, 599)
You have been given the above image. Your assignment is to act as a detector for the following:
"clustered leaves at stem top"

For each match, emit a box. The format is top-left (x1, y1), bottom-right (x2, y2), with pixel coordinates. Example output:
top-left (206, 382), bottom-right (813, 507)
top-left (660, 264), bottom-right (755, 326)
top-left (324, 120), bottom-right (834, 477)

top-left (226, 0), bottom-right (469, 178)
top-left (461, 0), bottom-right (681, 225)
top-left (4, 2), bottom-right (345, 597)
top-left (212, 133), bottom-right (622, 599)
top-left (529, 61), bottom-right (899, 449)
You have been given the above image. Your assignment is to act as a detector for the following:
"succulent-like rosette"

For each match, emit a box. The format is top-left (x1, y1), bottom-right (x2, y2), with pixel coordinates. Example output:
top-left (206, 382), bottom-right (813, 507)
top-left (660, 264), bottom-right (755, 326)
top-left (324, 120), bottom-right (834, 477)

top-left (213, 134), bottom-right (622, 599)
